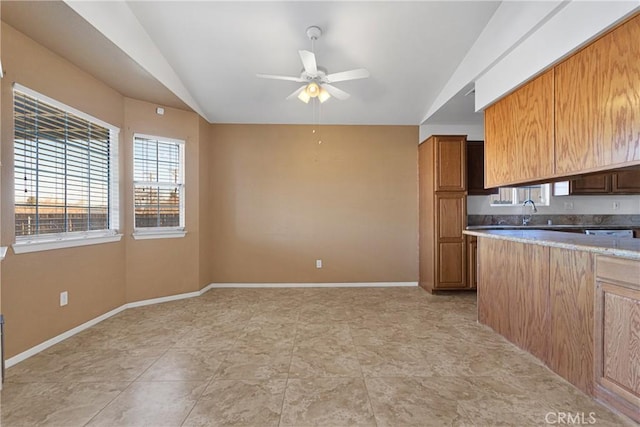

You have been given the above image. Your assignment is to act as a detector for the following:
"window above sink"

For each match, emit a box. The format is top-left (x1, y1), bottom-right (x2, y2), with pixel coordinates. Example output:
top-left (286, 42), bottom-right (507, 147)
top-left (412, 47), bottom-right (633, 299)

top-left (490, 184), bottom-right (551, 207)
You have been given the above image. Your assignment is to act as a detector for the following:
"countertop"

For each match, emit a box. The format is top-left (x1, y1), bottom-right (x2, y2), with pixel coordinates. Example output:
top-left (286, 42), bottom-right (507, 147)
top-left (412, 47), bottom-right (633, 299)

top-left (466, 224), bottom-right (637, 230)
top-left (463, 229), bottom-right (640, 260)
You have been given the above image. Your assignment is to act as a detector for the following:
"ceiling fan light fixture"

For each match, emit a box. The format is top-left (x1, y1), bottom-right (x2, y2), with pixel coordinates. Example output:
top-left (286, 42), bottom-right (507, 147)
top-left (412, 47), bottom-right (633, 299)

top-left (297, 89), bottom-right (311, 103)
top-left (305, 82), bottom-right (320, 97)
top-left (318, 87), bottom-right (331, 103)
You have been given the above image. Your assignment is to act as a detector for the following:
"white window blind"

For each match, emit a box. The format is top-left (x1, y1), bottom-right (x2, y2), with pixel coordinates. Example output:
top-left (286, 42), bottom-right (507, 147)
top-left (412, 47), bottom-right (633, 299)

top-left (133, 134), bottom-right (185, 231)
top-left (14, 86), bottom-right (119, 239)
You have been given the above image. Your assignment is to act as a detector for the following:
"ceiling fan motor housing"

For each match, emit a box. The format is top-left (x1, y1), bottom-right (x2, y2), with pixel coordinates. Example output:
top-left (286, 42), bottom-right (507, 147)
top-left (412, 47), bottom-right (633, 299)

top-left (306, 26), bottom-right (322, 40)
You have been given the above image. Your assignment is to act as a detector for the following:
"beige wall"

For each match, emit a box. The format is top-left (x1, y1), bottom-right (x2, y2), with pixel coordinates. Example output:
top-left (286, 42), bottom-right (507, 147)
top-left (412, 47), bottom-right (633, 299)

top-left (0, 21), bottom-right (420, 360)
top-left (208, 124), bottom-right (419, 283)
top-left (0, 23), bottom-right (126, 357)
top-left (123, 98), bottom-right (204, 302)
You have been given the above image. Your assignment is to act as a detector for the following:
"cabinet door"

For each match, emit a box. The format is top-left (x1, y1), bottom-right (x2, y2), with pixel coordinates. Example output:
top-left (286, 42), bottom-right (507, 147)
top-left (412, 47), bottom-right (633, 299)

top-left (434, 193), bottom-right (466, 289)
top-left (484, 70), bottom-right (554, 187)
top-left (549, 248), bottom-right (595, 395)
top-left (467, 141), bottom-right (498, 195)
top-left (435, 136), bottom-right (466, 191)
top-left (512, 69), bottom-right (555, 183)
top-left (595, 256), bottom-right (640, 423)
top-left (556, 38), bottom-right (606, 175)
top-left (602, 15), bottom-right (640, 166)
top-left (438, 242), bottom-right (465, 287)
top-left (570, 173), bottom-right (611, 194)
top-left (611, 167), bottom-right (640, 193)
top-left (556, 14), bottom-right (640, 175)
top-left (485, 92), bottom-right (516, 188)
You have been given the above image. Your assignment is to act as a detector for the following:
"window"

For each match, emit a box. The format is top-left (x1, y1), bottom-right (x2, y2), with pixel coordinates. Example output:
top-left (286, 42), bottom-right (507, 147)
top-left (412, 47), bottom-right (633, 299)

top-left (13, 84), bottom-right (120, 253)
top-left (133, 134), bottom-right (185, 238)
top-left (489, 184), bottom-right (551, 206)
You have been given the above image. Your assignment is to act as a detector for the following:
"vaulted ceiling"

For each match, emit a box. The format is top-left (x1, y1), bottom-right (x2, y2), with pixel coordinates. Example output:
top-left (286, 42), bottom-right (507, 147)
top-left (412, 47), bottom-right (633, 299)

top-left (2, 1), bottom-right (500, 125)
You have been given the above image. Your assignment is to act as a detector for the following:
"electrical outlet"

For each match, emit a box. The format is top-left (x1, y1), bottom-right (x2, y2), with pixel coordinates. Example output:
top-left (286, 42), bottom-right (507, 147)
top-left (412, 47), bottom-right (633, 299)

top-left (612, 201), bottom-right (620, 210)
top-left (316, 259), bottom-right (322, 269)
top-left (60, 291), bottom-right (68, 306)
top-left (564, 201), bottom-right (574, 211)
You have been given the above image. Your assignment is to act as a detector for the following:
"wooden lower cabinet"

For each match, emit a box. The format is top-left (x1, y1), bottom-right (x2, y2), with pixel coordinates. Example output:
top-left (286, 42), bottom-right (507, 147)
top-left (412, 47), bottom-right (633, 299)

top-left (594, 256), bottom-right (640, 423)
top-left (419, 191), bottom-right (468, 292)
top-left (549, 248), bottom-right (595, 395)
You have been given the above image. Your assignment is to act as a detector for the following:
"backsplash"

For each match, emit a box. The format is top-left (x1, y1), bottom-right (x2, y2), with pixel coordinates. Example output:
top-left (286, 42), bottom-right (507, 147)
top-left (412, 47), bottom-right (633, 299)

top-left (468, 214), bottom-right (640, 227)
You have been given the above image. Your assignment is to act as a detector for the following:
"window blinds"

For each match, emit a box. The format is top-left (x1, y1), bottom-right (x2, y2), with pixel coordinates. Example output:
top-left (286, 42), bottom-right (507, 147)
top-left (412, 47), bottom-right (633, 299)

top-left (133, 135), bottom-right (184, 229)
top-left (14, 90), bottom-right (111, 237)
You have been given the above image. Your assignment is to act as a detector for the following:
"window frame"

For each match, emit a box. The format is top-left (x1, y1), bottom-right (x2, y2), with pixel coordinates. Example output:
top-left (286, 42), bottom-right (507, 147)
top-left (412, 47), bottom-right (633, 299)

top-left (12, 84), bottom-right (121, 254)
top-left (132, 133), bottom-right (186, 240)
top-left (489, 183), bottom-right (551, 207)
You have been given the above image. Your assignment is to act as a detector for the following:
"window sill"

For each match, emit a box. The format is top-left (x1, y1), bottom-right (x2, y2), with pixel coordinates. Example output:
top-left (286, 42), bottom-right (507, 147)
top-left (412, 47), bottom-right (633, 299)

top-left (12, 233), bottom-right (123, 254)
top-left (0, 247), bottom-right (7, 261)
top-left (132, 230), bottom-right (186, 240)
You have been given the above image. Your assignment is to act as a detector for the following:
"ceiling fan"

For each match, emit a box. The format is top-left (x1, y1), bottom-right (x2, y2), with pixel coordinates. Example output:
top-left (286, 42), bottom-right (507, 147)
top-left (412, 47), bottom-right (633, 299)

top-left (257, 26), bottom-right (370, 104)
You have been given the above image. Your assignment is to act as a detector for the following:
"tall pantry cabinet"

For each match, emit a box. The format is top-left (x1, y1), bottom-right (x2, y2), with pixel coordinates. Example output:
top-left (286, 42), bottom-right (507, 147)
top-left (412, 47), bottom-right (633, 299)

top-left (419, 135), bottom-right (469, 293)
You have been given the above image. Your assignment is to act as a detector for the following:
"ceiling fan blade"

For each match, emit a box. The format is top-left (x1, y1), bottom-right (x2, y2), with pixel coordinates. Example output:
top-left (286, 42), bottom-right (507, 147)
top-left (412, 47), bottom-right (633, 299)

top-left (326, 68), bottom-right (370, 83)
top-left (286, 85), bottom-right (307, 100)
top-left (321, 84), bottom-right (350, 100)
top-left (256, 73), bottom-right (305, 83)
top-left (299, 50), bottom-right (318, 76)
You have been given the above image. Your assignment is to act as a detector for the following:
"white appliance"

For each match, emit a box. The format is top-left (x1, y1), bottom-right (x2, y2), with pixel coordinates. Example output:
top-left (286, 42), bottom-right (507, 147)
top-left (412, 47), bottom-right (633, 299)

top-left (584, 229), bottom-right (634, 238)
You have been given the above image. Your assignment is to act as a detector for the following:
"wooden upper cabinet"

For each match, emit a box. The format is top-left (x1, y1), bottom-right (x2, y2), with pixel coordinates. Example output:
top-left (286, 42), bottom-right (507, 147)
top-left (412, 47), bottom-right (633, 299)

top-left (603, 15), bottom-right (640, 165)
top-left (486, 13), bottom-right (640, 187)
top-left (484, 93), bottom-right (515, 188)
top-left (557, 14), bottom-right (640, 175)
top-left (570, 173), bottom-right (612, 194)
top-left (555, 38), bottom-right (605, 174)
top-left (512, 70), bottom-right (555, 183)
top-left (484, 70), bottom-right (554, 187)
top-left (611, 167), bottom-right (640, 193)
top-left (435, 135), bottom-right (466, 191)
top-left (467, 141), bottom-right (498, 195)
top-left (563, 166), bottom-right (640, 195)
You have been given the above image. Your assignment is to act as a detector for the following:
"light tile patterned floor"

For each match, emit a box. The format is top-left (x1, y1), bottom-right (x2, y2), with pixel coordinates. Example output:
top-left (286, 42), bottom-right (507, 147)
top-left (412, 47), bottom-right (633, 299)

top-left (0, 287), bottom-right (635, 426)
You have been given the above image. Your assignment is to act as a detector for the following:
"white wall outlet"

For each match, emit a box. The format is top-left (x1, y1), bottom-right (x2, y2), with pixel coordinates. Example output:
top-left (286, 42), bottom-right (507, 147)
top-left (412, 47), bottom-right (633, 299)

top-left (564, 201), bottom-right (574, 210)
top-left (612, 201), bottom-right (620, 210)
top-left (316, 259), bottom-right (322, 269)
top-left (60, 291), bottom-right (68, 307)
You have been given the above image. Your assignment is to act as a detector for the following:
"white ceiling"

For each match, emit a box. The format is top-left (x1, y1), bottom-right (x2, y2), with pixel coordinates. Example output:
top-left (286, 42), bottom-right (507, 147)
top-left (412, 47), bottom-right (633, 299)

top-left (2, 1), bottom-right (500, 126)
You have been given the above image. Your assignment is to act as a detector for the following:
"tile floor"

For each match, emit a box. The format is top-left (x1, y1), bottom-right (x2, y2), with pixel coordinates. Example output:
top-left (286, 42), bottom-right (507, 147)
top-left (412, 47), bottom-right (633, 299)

top-left (0, 287), bottom-right (635, 426)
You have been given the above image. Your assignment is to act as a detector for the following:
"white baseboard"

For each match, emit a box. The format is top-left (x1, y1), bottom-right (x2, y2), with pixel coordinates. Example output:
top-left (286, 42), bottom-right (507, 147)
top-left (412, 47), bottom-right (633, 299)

top-left (207, 282), bottom-right (418, 288)
top-left (6, 285), bottom-right (215, 368)
top-left (5, 304), bottom-right (127, 368)
top-left (5, 281), bottom-right (416, 368)
top-left (126, 290), bottom-right (202, 309)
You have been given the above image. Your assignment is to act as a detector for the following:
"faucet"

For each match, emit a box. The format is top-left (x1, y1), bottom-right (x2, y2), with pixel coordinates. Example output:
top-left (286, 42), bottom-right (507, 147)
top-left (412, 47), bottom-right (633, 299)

top-left (522, 199), bottom-right (538, 225)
